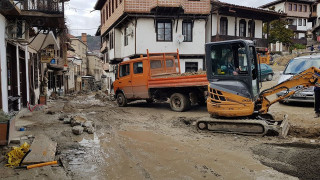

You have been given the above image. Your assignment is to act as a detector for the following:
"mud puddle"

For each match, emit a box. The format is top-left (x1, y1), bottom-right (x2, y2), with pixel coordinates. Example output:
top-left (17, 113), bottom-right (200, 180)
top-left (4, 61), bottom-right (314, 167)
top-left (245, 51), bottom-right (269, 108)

top-left (252, 143), bottom-right (320, 180)
top-left (60, 133), bottom-right (110, 179)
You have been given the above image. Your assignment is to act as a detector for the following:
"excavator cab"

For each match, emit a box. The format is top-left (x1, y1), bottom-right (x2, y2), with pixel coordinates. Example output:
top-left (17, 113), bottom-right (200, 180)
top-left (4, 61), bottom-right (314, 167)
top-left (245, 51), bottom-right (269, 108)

top-left (205, 40), bottom-right (260, 117)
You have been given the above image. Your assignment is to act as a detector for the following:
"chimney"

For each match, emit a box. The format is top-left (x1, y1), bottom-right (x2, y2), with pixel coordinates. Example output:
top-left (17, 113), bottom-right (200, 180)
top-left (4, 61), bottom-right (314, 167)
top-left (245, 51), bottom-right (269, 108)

top-left (81, 33), bottom-right (87, 45)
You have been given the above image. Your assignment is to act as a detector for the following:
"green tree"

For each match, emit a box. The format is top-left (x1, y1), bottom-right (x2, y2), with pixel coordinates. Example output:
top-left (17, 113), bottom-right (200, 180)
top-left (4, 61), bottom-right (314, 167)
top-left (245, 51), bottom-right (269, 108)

top-left (263, 20), bottom-right (294, 46)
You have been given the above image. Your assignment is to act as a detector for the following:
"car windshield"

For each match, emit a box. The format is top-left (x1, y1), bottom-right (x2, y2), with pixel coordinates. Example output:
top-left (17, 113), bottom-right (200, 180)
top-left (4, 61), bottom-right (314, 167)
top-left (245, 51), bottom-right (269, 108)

top-left (284, 58), bottom-right (320, 75)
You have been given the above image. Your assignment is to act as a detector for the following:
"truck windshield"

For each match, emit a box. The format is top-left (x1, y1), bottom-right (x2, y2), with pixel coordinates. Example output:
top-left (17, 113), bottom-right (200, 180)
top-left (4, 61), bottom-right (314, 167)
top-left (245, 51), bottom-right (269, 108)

top-left (284, 59), bottom-right (320, 75)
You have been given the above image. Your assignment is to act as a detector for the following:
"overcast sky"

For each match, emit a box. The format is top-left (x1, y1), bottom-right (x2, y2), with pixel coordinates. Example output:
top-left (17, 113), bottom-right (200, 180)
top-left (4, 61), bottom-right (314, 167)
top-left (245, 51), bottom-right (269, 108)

top-left (65, 0), bottom-right (273, 36)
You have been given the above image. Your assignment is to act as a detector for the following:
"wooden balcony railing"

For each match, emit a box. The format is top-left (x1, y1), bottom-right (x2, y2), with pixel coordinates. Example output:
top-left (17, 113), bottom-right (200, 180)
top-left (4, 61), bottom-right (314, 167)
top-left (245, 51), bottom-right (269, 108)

top-left (16, 0), bottom-right (64, 14)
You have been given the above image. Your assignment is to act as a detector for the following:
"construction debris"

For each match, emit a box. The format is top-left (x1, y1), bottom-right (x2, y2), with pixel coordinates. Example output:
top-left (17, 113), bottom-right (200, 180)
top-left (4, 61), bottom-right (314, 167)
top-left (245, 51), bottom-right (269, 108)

top-left (6, 142), bottom-right (30, 167)
top-left (72, 126), bottom-right (84, 135)
top-left (63, 118), bottom-right (71, 124)
top-left (71, 116), bottom-right (87, 127)
top-left (23, 135), bottom-right (57, 164)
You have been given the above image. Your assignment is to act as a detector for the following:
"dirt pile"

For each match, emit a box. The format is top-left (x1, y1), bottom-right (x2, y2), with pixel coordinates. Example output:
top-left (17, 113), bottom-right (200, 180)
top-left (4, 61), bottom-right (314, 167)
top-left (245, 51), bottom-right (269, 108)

top-left (168, 70), bottom-right (206, 77)
top-left (273, 54), bottom-right (297, 66)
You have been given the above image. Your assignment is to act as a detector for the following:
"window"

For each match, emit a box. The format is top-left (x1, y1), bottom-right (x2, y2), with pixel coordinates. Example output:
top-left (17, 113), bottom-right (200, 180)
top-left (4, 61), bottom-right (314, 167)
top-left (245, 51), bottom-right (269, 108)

top-left (185, 62), bottom-right (198, 72)
top-left (109, 31), bottom-right (114, 49)
top-left (210, 43), bottom-right (248, 76)
top-left (293, 4), bottom-right (297, 11)
top-left (239, 19), bottom-right (246, 37)
top-left (119, 64), bottom-right (130, 77)
top-left (182, 21), bottom-right (192, 42)
top-left (289, 3), bottom-right (292, 11)
top-left (304, 5), bottom-right (307, 12)
top-left (106, 5), bottom-right (108, 19)
top-left (124, 27), bottom-right (128, 46)
top-left (313, 5), bottom-right (317, 12)
top-left (220, 17), bottom-right (228, 35)
top-left (299, 19), bottom-right (302, 26)
top-left (112, 0), bottom-right (114, 13)
top-left (248, 20), bottom-right (255, 38)
top-left (133, 62), bottom-right (143, 74)
top-left (150, 60), bottom-right (163, 69)
top-left (109, 0), bottom-right (111, 16)
top-left (102, 10), bottom-right (105, 25)
top-left (303, 19), bottom-right (306, 26)
top-left (116, 0), bottom-right (118, 9)
top-left (299, 4), bottom-right (302, 12)
top-left (157, 20), bottom-right (172, 41)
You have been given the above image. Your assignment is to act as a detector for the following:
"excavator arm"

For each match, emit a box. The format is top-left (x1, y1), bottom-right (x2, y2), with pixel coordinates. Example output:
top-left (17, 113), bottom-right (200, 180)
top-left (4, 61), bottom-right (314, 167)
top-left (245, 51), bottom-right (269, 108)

top-left (257, 67), bottom-right (320, 114)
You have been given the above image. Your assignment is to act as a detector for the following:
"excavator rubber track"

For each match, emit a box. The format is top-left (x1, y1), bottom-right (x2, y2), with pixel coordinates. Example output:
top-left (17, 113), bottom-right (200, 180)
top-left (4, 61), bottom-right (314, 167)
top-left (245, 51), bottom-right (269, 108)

top-left (196, 115), bottom-right (290, 137)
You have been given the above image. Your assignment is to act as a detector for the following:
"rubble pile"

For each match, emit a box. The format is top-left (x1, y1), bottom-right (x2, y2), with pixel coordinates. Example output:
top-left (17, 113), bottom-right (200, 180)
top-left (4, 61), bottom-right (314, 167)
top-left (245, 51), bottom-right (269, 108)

top-left (273, 54), bottom-right (298, 66)
top-left (58, 114), bottom-right (95, 135)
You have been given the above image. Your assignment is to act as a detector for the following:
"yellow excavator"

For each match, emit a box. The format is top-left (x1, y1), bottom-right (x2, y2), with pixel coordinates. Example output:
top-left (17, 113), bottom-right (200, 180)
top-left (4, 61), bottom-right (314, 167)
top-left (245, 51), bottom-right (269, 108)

top-left (197, 40), bottom-right (320, 137)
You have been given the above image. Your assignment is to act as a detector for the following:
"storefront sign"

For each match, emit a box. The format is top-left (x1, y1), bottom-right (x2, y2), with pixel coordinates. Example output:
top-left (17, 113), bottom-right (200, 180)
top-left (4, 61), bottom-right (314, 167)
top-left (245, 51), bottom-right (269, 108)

top-left (41, 46), bottom-right (54, 63)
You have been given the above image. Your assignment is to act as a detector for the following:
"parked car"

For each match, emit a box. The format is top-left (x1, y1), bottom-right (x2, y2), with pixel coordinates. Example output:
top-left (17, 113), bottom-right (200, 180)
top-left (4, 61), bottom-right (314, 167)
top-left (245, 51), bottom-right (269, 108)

top-left (259, 64), bottom-right (274, 81)
top-left (276, 55), bottom-right (320, 103)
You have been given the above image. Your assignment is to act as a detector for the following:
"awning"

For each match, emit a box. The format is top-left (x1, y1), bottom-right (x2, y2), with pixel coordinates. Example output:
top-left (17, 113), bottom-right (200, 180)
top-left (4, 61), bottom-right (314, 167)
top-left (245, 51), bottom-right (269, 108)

top-left (29, 31), bottom-right (60, 51)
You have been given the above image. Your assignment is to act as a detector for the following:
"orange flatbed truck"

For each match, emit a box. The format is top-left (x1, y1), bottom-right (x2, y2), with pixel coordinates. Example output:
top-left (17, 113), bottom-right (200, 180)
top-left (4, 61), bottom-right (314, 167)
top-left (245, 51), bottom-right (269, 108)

top-left (113, 50), bottom-right (208, 112)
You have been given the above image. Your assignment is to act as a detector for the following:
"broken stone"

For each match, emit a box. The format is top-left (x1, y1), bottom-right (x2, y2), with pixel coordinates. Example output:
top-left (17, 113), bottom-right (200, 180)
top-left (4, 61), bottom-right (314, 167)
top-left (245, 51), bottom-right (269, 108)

top-left (58, 114), bottom-right (68, 121)
top-left (27, 135), bottom-right (34, 139)
top-left (72, 126), bottom-right (84, 135)
top-left (83, 121), bottom-right (94, 128)
top-left (20, 136), bottom-right (28, 140)
top-left (22, 112), bottom-right (33, 118)
top-left (310, 140), bottom-right (316, 143)
top-left (86, 126), bottom-right (95, 134)
top-left (71, 116), bottom-right (87, 127)
top-left (46, 110), bottom-right (55, 115)
top-left (10, 138), bottom-right (20, 144)
top-left (63, 118), bottom-right (71, 124)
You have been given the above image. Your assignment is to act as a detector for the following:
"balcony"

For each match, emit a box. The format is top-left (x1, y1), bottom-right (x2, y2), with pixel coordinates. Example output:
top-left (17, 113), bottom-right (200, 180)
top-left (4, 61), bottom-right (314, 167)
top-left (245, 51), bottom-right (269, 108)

top-left (3, 0), bottom-right (68, 28)
top-left (16, 0), bottom-right (65, 14)
top-left (211, 35), bottom-right (269, 48)
top-left (292, 38), bottom-right (307, 45)
top-left (288, 25), bottom-right (297, 31)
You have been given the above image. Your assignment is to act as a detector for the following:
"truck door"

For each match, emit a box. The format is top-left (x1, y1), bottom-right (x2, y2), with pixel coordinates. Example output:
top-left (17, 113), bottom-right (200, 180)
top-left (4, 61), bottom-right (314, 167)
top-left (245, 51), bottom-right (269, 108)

top-left (132, 61), bottom-right (148, 98)
top-left (116, 63), bottom-right (133, 98)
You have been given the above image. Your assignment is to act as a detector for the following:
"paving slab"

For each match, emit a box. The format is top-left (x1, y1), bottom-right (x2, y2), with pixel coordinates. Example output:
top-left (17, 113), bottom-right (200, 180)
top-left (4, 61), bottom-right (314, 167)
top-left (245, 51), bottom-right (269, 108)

top-left (23, 135), bottom-right (57, 164)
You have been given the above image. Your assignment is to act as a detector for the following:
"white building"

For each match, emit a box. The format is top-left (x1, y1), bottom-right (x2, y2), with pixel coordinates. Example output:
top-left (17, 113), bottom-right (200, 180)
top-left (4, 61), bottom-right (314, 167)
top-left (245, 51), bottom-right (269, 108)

top-left (94, 0), bottom-right (211, 94)
top-left (260, 0), bottom-right (314, 51)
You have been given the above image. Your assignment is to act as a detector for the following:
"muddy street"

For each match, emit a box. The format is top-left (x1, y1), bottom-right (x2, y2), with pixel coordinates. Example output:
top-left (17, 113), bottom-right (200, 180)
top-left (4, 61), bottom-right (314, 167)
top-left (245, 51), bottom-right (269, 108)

top-left (1, 83), bottom-right (319, 180)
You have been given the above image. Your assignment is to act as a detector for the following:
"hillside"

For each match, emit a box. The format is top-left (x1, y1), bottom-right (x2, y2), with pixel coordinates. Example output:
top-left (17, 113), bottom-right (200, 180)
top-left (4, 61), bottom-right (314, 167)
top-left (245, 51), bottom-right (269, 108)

top-left (77, 35), bottom-right (101, 52)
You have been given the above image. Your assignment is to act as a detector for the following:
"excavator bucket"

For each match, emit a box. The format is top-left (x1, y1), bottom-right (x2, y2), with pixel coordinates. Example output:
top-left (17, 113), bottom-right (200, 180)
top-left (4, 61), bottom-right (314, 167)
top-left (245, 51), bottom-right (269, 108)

top-left (196, 115), bottom-right (290, 137)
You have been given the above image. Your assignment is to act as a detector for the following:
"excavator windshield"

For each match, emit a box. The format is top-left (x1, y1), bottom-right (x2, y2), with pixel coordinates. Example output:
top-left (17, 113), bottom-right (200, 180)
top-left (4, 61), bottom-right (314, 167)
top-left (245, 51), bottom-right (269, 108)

top-left (206, 40), bottom-right (260, 100)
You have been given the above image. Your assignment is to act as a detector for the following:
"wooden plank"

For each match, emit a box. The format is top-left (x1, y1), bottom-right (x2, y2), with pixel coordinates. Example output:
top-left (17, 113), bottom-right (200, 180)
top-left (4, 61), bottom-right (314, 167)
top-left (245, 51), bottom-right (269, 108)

top-left (23, 135), bottom-right (57, 164)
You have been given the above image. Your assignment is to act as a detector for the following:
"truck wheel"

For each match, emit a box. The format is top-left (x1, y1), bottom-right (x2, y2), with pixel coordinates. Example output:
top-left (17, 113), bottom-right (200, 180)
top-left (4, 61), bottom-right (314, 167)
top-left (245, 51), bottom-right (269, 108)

top-left (170, 93), bottom-right (191, 112)
top-left (146, 99), bottom-right (154, 104)
top-left (116, 93), bottom-right (127, 107)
